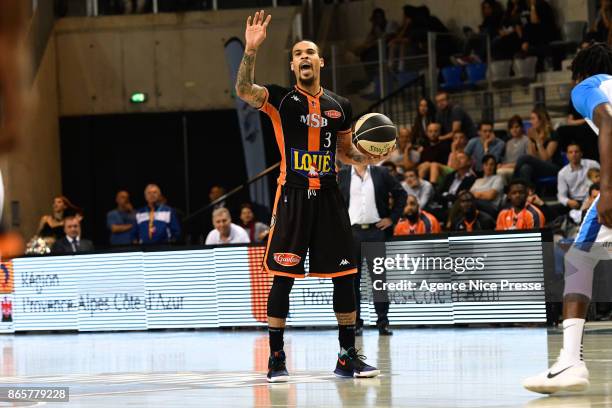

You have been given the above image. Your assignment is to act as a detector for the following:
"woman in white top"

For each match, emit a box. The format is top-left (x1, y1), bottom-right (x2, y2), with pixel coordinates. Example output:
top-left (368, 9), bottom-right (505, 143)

top-left (239, 203), bottom-right (270, 243)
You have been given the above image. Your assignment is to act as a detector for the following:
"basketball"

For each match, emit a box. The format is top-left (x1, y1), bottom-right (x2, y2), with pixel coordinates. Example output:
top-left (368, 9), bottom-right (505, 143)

top-left (353, 113), bottom-right (397, 158)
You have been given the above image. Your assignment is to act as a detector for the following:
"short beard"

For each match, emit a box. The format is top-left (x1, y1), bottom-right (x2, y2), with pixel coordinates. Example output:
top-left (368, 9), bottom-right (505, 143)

top-left (299, 75), bottom-right (315, 86)
top-left (406, 212), bottom-right (419, 223)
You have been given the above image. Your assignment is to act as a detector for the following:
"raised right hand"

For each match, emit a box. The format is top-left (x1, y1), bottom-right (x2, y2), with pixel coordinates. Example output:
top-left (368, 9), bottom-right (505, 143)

top-left (245, 10), bottom-right (272, 51)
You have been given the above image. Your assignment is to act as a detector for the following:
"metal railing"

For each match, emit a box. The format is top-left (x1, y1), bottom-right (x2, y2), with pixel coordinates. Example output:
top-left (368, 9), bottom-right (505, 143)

top-left (323, 38), bottom-right (429, 101)
top-left (183, 163), bottom-right (280, 244)
top-left (357, 74), bottom-right (427, 127)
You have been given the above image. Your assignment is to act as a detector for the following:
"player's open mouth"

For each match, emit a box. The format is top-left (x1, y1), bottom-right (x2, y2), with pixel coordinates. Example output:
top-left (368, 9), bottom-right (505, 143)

top-left (299, 62), bottom-right (313, 73)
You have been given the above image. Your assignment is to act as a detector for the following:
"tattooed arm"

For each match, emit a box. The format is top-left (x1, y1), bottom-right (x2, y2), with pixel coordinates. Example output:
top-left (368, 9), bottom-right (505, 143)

top-left (235, 10), bottom-right (271, 109)
top-left (336, 132), bottom-right (394, 166)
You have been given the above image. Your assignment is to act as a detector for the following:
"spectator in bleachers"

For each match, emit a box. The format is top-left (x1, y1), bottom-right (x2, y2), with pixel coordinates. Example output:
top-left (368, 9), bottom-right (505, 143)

top-left (201, 184), bottom-right (228, 234)
top-left (587, 0), bottom-right (612, 44)
top-left (353, 8), bottom-right (398, 95)
top-left (389, 127), bottom-right (410, 168)
top-left (492, 0), bottom-right (528, 60)
top-left (557, 143), bottom-right (600, 213)
top-left (382, 161), bottom-right (403, 181)
top-left (480, 0), bottom-right (505, 40)
top-left (564, 180), bottom-right (601, 226)
top-left (519, 0), bottom-right (561, 71)
top-left (37, 196), bottom-right (83, 244)
top-left (556, 99), bottom-right (598, 161)
top-left (408, 123), bottom-right (451, 183)
top-left (388, 5), bottom-right (452, 69)
top-left (416, 6), bottom-right (456, 67)
top-left (461, 0), bottom-right (504, 61)
top-left (513, 106), bottom-right (561, 185)
top-left (401, 169), bottom-right (434, 209)
top-left (428, 131), bottom-right (469, 187)
top-left (438, 152), bottom-right (477, 204)
top-left (238, 203), bottom-right (269, 244)
top-left (434, 91), bottom-right (477, 141)
top-left (465, 121), bottom-right (505, 173)
top-left (393, 194), bottom-right (441, 236)
top-left (205, 207), bottom-right (250, 245)
top-left (498, 115), bottom-right (529, 184)
top-left (106, 190), bottom-right (135, 246)
top-left (588, 167), bottom-right (600, 184)
top-left (209, 185), bottom-right (226, 209)
top-left (447, 131), bottom-right (469, 168)
top-left (526, 181), bottom-right (554, 224)
top-left (134, 184), bottom-right (181, 244)
top-left (496, 179), bottom-right (545, 230)
top-left (387, 5), bottom-right (420, 72)
top-left (452, 190), bottom-right (496, 231)
top-left (581, 183), bottom-right (600, 220)
top-left (471, 154), bottom-right (505, 214)
top-left (51, 215), bottom-right (94, 254)
top-left (408, 97), bottom-right (436, 148)
top-left (401, 98), bottom-right (436, 170)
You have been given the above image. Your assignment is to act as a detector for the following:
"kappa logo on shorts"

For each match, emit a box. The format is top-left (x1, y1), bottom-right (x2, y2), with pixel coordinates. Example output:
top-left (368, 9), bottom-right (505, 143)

top-left (324, 109), bottom-right (342, 119)
top-left (273, 253), bottom-right (301, 267)
top-left (339, 259), bottom-right (350, 266)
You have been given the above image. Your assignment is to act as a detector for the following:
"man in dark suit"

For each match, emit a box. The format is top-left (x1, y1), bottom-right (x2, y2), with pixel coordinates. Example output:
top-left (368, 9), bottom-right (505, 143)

top-left (437, 152), bottom-right (477, 202)
top-left (433, 151), bottom-right (477, 223)
top-left (51, 215), bottom-right (94, 254)
top-left (338, 163), bottom-right (407, 336)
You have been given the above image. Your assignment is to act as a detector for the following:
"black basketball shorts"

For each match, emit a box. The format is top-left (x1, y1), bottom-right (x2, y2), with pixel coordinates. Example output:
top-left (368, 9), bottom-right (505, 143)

top-left (263, 185), bottom-right (358, 278)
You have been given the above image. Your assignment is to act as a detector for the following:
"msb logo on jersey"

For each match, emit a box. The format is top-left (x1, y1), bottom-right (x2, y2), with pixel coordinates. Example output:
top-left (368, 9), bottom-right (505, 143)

top-left (291, 148), bottom-right (333, 178)
top-left (300, 113), bottom-right (328, 128)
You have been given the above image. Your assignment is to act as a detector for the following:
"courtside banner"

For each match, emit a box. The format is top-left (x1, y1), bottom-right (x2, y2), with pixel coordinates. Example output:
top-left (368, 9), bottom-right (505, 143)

top-left (4, 231), bottom-right (549, 333)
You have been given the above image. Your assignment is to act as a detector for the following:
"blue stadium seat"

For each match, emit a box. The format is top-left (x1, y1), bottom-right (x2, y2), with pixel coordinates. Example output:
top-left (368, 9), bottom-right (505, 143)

top-left (394, 71), bottom-right (419, 87)
top-left (440, 66), bottom-right (464, 91)
top-left (465, 63), bottom-right (487, 86)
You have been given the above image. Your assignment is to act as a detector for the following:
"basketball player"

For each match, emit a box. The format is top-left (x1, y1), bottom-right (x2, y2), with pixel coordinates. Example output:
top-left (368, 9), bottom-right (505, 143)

top-left (523, 42), bottom-right (612, 394)
top-left (235, 11), bottom-right (389, 382)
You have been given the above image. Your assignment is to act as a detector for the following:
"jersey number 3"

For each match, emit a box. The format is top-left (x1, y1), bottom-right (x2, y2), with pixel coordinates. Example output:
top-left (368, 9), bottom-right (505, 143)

top-left (323, 132), bottom-right (332, 148)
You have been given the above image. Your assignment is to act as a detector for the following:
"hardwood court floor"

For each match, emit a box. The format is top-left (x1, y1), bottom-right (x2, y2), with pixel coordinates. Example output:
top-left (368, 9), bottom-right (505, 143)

top-left (0, 326), bottom-right (610, 407)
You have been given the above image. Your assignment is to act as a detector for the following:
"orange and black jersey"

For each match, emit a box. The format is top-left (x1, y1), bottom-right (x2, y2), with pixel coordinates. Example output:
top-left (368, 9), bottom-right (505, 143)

top-left (495, 204), bottom-right (545, 231)
top-left (259, 84), bottom-right (353, 189)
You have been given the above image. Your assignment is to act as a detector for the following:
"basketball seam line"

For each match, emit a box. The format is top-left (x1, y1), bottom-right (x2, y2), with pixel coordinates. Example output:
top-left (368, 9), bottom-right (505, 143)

top-left (353, 124), bottom-right (397, 141)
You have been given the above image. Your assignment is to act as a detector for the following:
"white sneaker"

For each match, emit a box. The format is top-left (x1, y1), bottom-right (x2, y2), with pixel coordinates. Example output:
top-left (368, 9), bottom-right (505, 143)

top-left (522, 349), bottom-right (590, 394)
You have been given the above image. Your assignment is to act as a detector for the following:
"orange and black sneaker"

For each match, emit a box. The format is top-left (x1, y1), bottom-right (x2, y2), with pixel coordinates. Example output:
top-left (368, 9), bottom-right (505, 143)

top-left (334, 347), bottom-right (380, 378)
top-left (267, 350), bottom-right (289, 383)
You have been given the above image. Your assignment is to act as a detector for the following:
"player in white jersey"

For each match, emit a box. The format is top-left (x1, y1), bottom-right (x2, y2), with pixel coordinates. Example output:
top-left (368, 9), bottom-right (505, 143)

top-left (523, 42), bottom-right (612, 394)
